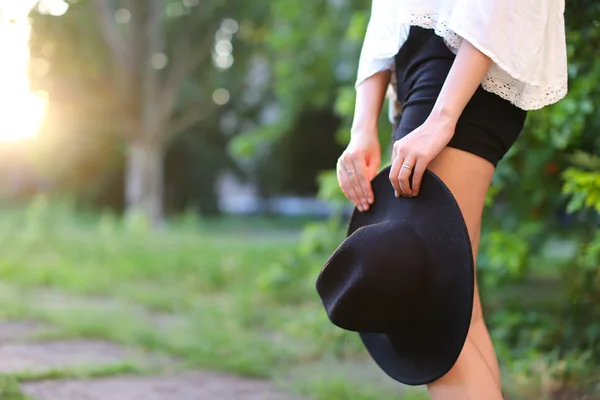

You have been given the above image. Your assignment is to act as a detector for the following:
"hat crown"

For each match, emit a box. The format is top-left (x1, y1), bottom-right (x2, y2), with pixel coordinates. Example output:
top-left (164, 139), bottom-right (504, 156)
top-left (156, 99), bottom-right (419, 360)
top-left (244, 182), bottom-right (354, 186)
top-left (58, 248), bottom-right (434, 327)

top-left (316, 220), bottom-right (431, 333)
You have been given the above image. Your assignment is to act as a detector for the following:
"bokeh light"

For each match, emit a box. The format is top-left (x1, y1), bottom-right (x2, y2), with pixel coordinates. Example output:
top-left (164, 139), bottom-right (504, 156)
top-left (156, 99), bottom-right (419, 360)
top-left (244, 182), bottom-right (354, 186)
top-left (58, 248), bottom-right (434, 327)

top-left (115, 8), bottom-right (131, 24)
top-left (221, 18), bottom-right (239, 34)
top-left (0, 0), bottom-right (57, 142)
top-left (212, 18), bottom-right (237, 71)
top-left (151, 52), bottom-right (168, 70)
top-left (212, 88), bottom-right (230, 105)
top-left (36, 0), bottom-right (68, 16)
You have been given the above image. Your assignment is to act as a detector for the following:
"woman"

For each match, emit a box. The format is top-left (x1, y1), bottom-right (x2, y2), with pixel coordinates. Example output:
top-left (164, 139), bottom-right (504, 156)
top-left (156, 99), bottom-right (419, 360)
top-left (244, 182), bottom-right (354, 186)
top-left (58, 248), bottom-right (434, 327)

top-left (336, 1), bottom-right (567, 399)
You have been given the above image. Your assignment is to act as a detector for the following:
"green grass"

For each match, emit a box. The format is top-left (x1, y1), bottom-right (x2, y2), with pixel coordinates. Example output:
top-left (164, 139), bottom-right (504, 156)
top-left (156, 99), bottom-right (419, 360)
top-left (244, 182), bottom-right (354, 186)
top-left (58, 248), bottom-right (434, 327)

top-left (0, 201), bottom-right (408, 399)
top-left (0, 375), bottom-right (30, 400)
top-left (0, 200), bottom-right (595, 400)
top-left (292, 376), bottom-right (429, 400)
top-left (3, 362), bottom-right (145, 382)
top-left (0, 363), bottom-right (144, 400)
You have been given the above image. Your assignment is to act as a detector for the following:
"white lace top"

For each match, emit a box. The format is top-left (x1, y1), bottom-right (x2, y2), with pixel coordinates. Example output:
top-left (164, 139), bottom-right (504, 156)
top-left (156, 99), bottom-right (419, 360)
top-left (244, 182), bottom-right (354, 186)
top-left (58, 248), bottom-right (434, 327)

top-left (357, 0), bottom-right (568, 112)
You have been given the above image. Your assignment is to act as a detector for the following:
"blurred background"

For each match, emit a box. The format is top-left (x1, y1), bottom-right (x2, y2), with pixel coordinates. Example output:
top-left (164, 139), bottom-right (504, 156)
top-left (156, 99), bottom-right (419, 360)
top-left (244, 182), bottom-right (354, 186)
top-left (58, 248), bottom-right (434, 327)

top-left (0, 0), bottom-right (598, 399)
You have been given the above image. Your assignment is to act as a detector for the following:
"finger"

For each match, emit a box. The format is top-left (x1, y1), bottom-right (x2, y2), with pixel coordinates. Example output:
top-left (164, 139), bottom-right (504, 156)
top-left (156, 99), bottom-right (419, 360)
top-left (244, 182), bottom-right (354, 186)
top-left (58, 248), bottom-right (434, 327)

top-left (349, 155), bottom-right (373, 209)
top-left (391, 142), bottom-right (398, 163)
top-left (347, 168), bottom-right (369, 211)
top-left (336, 161), bottom-right (354, 205)
top-left (338, 160), bottom-right (363, 211)
top-left (347, 170), bottom-right (367, 211)
top-left (389, 147), bottom-right (403, 197)
top-left (411, 158), bottom-right (427, 196)
top-left (398, 155), bottom-right (416, 197)
top-left (345, 169), bottom-right (365, 211)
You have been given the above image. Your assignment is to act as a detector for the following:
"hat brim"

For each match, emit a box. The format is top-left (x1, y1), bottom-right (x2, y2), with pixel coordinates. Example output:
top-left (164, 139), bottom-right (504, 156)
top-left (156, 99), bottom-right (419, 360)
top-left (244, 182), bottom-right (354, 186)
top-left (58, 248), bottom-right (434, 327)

top-left (347, 166), bottom-right (474, 386)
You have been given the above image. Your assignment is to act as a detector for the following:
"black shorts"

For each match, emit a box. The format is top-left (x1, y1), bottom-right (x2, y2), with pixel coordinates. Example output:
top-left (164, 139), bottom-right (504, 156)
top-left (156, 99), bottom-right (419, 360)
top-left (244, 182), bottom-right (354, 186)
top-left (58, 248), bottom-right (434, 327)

top-left (393, 27), bottom-right (527, 167)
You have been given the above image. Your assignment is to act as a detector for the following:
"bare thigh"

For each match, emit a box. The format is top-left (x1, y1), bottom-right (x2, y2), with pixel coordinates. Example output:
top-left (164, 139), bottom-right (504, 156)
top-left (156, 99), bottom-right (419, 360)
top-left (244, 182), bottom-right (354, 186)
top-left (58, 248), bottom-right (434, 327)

top-left (428, 147), bottom-right (491, 319)
top-left (425, 147), bottom-right (503, 400)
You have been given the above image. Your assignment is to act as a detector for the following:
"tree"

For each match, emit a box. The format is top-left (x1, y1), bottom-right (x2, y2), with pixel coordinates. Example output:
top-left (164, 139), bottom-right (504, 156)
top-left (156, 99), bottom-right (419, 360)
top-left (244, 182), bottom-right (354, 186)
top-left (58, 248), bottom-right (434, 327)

top-left (90, 0), bottom-right (224, 225)
top-left (30, 0), bottom-right (277, 219)
top-left (30, 0), bottom-right (256, 225)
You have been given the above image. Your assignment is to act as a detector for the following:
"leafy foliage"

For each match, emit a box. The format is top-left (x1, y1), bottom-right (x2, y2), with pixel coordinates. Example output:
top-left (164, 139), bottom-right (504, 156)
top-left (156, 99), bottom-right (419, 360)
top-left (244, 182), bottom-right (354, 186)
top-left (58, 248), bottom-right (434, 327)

top-left (259, 1), bottom-right (600, 397)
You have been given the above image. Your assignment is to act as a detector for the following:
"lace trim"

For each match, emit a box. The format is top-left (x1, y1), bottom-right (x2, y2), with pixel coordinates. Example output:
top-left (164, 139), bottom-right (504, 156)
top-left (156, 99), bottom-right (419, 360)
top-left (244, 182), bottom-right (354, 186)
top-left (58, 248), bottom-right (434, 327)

top-left (396, 9), bottom-right (568, 110)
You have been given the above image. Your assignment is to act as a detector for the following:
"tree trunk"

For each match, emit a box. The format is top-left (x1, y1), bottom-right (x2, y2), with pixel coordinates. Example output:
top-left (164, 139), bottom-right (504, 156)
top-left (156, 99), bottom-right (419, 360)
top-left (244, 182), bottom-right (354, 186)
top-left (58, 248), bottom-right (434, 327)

top-left (93, 0), bottom-right (212, 228)
top-left (125, 140), bottom-right (165, 226)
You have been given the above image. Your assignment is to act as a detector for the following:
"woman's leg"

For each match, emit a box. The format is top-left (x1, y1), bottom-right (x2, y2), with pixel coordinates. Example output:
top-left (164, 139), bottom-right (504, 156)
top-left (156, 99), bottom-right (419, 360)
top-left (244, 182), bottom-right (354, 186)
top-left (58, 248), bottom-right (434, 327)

top-left (425, 146), bottom-right (503, 400)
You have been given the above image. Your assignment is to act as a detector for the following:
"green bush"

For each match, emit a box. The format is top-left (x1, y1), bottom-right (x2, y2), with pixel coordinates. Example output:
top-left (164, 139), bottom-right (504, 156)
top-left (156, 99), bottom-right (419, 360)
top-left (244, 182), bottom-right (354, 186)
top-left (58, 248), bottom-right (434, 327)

top-left (273, 2), bottom-right (600, 397)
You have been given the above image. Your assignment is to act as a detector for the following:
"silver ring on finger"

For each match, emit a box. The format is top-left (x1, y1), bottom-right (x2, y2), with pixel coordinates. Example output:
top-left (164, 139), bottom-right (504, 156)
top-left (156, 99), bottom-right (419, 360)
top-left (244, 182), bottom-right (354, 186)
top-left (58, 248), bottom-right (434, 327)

top-left (347, 170), bottom-right (355, 176)
top-left (401, 164), bottom-right (413, 171)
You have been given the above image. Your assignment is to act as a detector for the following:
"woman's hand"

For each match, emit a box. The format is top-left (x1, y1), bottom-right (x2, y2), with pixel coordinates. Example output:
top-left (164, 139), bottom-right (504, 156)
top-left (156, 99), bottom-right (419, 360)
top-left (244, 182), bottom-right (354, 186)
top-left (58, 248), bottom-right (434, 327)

top-left (389, 112), bottom-right (456, 197)
top-left (338, 68), bottom-right (389, 211)
top-left (337, 131), bottom-right (381, 212)
top-left (390, 38), bottom-right (493, 197)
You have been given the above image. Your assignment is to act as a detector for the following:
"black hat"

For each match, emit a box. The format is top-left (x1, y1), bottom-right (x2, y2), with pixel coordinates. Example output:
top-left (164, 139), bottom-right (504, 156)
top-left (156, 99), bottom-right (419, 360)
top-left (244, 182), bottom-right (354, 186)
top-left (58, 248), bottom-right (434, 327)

top-left (316, 166), bottom-right (474, 386)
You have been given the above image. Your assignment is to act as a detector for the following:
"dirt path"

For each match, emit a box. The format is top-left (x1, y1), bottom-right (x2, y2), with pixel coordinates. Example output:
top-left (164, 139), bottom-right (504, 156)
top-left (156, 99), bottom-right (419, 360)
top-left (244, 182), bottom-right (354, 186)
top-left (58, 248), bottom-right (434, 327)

top-left (0, 321), bottom-right (301, 400)
top-left (22, 373), bottom-right (295, 400)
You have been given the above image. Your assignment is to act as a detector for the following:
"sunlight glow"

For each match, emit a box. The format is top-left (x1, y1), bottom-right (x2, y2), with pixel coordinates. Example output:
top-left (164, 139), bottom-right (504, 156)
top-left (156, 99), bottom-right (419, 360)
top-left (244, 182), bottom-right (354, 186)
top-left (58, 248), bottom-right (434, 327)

top-left (0, 0), bottom-right (67, 142)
